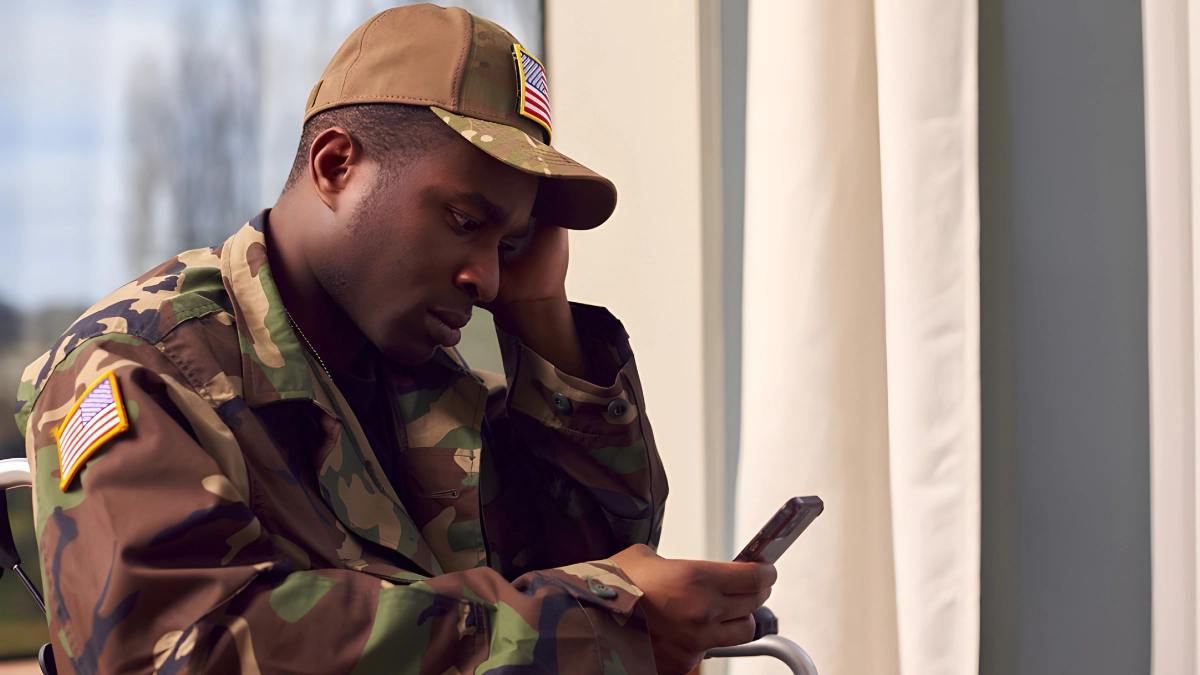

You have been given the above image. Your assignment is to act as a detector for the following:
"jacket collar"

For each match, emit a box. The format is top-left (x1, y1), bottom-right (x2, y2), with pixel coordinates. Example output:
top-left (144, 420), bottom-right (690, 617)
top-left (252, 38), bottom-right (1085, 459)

top-left (220, 211), bottom-right (445, 574)
top-left (221, 211), bottom-right (317, 408)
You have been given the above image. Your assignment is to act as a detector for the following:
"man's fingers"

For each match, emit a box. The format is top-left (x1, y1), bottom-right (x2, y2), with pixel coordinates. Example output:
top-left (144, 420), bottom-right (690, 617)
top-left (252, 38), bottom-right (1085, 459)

top-left (709, 561), bottom-right (777, 594)
top-left (706, 615), bottom-right (758, 649)
top-left (713, 587), bottom-right (772, 622)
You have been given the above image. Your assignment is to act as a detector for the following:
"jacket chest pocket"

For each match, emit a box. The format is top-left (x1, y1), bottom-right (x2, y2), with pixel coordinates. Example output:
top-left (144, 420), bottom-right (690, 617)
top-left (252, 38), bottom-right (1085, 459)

top-left (400, 447), bottom-right (485, 573)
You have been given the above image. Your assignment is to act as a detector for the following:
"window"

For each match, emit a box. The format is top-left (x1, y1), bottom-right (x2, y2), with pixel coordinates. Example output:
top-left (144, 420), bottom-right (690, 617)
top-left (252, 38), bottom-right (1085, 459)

top-left (0, 0), bottom-right (543, 658)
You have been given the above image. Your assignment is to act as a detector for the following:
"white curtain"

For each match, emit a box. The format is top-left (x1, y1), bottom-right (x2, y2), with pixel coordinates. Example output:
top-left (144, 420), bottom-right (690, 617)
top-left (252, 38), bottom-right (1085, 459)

top-left (1143, 1), bottom-right (1200, 673)
top-left (732, 0), bottom-right (980, 673)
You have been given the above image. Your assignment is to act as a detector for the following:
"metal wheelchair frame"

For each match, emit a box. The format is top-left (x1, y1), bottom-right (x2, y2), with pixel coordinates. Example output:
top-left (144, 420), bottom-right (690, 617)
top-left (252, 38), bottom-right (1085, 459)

top-left (2, 457), bottom-right (816, 674)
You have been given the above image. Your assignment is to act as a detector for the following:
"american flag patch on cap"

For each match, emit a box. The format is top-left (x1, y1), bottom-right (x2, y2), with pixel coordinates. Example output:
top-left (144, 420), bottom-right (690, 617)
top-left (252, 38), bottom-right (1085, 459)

top-left (55, 371), bottom-right (129, 491)
top-left (513, 44), bottom-right (552, 142)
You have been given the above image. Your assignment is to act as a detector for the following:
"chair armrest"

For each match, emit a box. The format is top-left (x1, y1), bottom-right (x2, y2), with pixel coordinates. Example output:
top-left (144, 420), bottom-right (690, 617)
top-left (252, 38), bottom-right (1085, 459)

top-left (704, 634), bottom-right (818, 675)
top-left (751, 605), bottom-right (779, 640)
top-left (1, 457), bottom-right (33, 490)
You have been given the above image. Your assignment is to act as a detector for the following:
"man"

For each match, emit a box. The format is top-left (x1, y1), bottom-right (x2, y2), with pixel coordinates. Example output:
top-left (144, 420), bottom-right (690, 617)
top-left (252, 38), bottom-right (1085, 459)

top-left (14, 5), bottom-right (775, 674)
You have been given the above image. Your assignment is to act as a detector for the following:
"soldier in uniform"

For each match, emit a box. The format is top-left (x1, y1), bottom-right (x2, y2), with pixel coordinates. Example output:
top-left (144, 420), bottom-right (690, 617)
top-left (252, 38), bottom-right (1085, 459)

top-left (13, 5), bottom-right (775, 674)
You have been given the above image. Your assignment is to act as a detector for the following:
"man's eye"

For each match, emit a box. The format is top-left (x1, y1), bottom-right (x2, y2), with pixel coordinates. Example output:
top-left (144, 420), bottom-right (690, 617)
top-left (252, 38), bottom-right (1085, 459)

top-left (453, 212), bottom-right (481, 233)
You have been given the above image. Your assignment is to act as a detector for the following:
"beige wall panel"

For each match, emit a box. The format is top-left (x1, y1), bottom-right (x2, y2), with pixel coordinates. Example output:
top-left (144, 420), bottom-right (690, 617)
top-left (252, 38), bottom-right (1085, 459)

top-left (545, 0), bottom-right (708, 560)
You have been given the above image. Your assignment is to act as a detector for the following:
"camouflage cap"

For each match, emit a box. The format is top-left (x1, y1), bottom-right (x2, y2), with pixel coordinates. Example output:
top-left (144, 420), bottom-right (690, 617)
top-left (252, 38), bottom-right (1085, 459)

top-left (304, 3), bottom-right (617, 230)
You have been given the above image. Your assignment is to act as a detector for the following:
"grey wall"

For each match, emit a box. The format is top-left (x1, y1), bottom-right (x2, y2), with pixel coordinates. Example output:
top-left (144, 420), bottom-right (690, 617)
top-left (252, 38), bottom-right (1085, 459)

top-left (719, 0), bottom-right (749, 561)
top-left (979, 0), bottom-right (1152, 673)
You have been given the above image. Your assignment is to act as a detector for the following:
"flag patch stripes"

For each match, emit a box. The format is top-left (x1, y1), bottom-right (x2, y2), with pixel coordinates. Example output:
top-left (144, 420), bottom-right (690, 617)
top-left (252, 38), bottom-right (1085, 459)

top-left (55, 371), bottom-right (129, 491)
top-left (513, 44), bottom-right (552, 140)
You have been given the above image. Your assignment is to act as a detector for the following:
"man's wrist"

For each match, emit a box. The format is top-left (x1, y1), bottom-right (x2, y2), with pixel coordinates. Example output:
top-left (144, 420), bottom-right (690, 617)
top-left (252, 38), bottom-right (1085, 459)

top-left (490, 295), bottom-right (571, 336)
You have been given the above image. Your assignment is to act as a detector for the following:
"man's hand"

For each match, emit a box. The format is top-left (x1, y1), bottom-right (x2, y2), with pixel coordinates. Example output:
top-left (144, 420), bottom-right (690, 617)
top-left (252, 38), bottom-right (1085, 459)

top-left (482, 223), bottom-right (593, 379)
top-left (489, 219), bottom-right (570, 310)
top-left (611, 544), bottom-right (777, 675)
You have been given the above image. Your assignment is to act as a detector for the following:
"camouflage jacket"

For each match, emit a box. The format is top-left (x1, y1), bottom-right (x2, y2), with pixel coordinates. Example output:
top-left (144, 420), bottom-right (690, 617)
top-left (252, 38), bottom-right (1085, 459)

top-left (13, 212), bottom-right (668, 674)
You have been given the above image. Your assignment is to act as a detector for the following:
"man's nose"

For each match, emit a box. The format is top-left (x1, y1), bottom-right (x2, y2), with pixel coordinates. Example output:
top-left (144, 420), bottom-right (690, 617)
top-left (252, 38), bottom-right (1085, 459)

top-left (455, 253), bottom-right (500, 303)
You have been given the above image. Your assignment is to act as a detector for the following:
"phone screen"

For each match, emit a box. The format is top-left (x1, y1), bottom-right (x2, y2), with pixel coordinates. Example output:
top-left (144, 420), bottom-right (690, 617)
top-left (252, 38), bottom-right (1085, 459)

top-left (734, 496), bottom-right (823, 564)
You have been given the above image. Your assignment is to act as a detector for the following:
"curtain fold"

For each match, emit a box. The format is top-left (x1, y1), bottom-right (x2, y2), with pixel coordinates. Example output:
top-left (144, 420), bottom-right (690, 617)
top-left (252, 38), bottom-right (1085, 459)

top-left (1142, 0), bottom-right (1200, 671)
top-left (733, 0), bottom-right (979, 673)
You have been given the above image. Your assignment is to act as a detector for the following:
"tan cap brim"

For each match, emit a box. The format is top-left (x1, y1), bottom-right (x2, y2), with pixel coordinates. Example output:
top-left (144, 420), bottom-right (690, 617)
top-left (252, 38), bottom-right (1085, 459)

top-left (431, 107), bottom-right (617, 230)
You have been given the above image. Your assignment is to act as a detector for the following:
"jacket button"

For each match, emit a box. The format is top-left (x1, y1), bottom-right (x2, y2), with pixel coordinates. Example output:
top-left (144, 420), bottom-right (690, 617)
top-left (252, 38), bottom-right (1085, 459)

top-left (552, 392), bottom-right (572, 413)
top-left (607, 398), bottom-right (629, 417)
top-left (588, 578), bottom-right (618, 599)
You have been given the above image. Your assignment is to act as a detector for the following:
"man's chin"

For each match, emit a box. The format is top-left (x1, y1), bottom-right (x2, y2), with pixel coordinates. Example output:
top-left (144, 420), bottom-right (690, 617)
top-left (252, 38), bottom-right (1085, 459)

top-left (377, 339), bottom-right (441, 366)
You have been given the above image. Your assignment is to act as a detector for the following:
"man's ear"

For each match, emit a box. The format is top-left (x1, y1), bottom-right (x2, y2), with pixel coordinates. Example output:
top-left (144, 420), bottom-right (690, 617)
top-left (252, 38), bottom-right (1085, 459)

top-left (308, 126), bottom-right (365, 211)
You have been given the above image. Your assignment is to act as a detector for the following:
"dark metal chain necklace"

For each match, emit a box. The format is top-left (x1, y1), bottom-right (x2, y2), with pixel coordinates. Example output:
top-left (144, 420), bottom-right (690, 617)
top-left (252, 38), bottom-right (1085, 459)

top-left (284, 308), bottom-right (330, 378)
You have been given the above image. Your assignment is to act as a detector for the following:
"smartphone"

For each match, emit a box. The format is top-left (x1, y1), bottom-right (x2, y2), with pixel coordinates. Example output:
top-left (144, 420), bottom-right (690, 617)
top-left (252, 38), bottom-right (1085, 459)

top-left (733, 496), bottom-right (823, 563)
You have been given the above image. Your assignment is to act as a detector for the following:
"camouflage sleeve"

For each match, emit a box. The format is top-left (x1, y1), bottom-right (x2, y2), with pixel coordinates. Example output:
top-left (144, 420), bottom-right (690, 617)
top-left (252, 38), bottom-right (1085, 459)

top-left (489, 303), bottom-right (669, 571)
top-left (22, 336), bottom-right (655, 674)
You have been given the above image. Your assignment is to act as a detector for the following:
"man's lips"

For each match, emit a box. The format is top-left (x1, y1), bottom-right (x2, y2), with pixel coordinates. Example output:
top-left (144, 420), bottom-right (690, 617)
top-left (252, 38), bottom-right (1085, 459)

top-left (425, 308), bottom-right (472, 347)
top-left (429, 307), bottom-right (471, 330)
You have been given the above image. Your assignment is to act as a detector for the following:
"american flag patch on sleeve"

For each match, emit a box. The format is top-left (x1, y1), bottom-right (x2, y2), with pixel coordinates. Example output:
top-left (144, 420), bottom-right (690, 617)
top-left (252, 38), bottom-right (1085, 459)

top-left (55, 371), bottom-right (129, 491)
top-left (513, 44), bottom-right (552, 142)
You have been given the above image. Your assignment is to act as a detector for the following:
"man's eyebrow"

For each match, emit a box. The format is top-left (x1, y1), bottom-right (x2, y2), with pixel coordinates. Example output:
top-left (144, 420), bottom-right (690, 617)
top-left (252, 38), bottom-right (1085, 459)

top-left (457, 191), bottom-right (533, 236)
top-left (457, 192), bottom-right (509, 225)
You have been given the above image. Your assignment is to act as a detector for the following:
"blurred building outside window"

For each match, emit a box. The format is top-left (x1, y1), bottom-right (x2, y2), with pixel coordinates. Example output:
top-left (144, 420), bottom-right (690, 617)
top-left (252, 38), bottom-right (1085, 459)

top-left (0, 0), bottom-right (543, 658)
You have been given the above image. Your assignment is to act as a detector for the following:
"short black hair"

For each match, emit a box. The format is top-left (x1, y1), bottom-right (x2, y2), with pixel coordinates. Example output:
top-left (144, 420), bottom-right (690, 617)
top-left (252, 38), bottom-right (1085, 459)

top-left (284, 103), bottom-right (453, 191)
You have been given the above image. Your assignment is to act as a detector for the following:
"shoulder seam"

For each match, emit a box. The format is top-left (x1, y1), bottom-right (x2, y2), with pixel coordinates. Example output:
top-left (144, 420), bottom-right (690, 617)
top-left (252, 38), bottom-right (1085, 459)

top-left (17, 333), bottom-right (157, 428)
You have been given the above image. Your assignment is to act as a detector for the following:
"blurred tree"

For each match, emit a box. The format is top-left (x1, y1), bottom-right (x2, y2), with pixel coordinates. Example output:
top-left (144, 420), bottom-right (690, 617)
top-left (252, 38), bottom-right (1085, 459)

top-left (0, 301), bottom-right (18, 350)
top-left (126, 0), bottom-right (263, 273)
